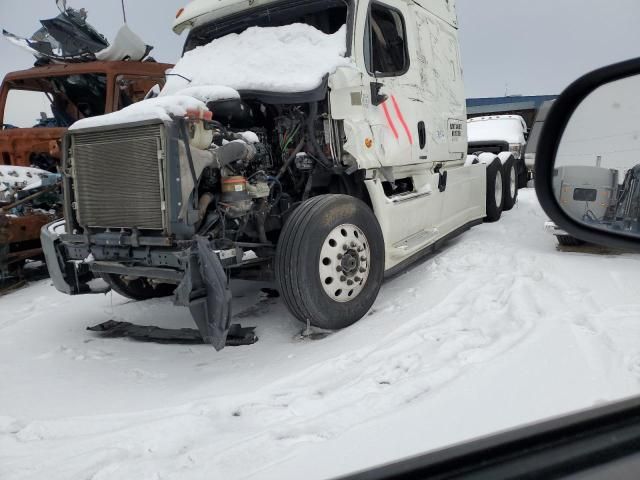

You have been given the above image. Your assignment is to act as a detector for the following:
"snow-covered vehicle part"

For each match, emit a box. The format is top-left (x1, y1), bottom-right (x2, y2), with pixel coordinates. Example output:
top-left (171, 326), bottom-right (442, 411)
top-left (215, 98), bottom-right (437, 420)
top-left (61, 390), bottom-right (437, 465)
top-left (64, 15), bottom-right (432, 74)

top-left (468, 115), bottom-right (529, 189)
top-left (3, 0), bottom-right (152, 63)
top-left (44, 0), bottom-right (507, 350)
top-left (0, 166), bottom-right (61, 283)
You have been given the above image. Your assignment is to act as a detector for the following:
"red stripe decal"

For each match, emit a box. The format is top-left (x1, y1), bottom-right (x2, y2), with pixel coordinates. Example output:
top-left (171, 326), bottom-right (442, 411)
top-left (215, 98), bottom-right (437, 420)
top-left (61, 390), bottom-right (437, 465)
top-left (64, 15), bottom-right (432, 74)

top-left (381, 100), bottom-right (399, 140)
top-left (391, 95), bottom-right (414, 145)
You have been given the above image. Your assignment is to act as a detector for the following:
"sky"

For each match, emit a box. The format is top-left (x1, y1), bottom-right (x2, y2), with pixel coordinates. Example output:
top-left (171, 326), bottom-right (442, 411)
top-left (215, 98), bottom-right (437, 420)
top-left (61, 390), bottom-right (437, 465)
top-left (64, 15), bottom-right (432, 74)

top-left (1, 0), bottom-right (640, 100)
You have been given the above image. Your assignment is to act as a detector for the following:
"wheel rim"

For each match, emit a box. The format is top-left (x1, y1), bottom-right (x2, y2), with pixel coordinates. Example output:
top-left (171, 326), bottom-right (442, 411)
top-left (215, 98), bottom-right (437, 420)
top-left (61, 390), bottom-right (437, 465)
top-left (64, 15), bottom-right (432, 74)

top-left (495, 170), bottom-right (503, 208)
top-left (319, 224), bottom-right (371, 303)
top-left (510, 167), bottom-right (517, 198)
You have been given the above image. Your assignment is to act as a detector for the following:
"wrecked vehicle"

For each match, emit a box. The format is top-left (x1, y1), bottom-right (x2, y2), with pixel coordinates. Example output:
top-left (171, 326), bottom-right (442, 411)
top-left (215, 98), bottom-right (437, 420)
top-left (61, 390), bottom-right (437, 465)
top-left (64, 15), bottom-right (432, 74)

top-left (0, 1), bottom-right (172, 283)
top-left (43, 0), bottom-right (516, 350)
top-left (0, 165), bottom-right (61, 283)
top-left (1, 61), bottom-right (173, 170)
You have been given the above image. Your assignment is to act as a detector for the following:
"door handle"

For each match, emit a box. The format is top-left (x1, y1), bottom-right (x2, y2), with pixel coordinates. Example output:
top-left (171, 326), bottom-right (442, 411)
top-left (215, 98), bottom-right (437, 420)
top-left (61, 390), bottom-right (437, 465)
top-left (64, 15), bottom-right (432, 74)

top-left (418, 121), bottom-right (426, 149)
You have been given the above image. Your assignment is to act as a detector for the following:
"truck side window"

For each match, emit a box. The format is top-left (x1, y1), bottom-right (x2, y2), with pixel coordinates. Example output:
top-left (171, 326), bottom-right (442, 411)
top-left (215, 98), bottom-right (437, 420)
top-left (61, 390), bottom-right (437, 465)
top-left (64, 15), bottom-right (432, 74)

top-left (3, 89), bottom-right (54, 128)
top-left (364, 3), bottom-right (409, 76)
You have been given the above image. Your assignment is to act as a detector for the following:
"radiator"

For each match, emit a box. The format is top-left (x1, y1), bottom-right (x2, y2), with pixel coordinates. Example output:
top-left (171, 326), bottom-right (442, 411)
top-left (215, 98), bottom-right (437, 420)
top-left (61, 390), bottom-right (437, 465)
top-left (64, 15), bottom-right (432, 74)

top-left (70, 123), bottom-right (166, 231)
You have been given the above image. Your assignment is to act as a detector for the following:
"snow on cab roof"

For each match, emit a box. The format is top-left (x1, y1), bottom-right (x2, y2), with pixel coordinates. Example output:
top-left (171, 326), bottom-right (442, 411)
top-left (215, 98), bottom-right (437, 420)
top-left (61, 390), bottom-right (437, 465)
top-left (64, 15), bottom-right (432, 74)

top-left (173, 0), bottom-right (283, 34)
top-left (70, 24), bottom-right (350, 130)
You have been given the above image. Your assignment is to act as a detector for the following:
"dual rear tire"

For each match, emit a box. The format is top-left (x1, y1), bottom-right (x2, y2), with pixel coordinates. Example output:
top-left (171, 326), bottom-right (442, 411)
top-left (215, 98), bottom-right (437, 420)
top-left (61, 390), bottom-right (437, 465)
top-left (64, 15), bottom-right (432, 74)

top-left (502, 157), bottom-right (519, 211)
top-left (485, 156), bottom-right (518, 223)
top-left (485, 159), bottom-right (504, 222)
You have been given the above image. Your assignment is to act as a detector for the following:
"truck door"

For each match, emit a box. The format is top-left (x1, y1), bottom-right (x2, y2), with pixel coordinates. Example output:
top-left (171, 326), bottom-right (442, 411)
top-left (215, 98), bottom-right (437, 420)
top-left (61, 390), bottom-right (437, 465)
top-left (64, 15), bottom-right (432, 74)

top-left (356, 0), bottom-right (425, 168)
top-left (411, 3), bottom-right (467, 163)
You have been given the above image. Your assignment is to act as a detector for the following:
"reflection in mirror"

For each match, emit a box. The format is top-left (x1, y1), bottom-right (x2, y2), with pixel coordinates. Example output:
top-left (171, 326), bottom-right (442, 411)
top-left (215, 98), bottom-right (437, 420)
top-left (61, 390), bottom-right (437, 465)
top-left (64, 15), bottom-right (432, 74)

top-left (555, 75), bottom-right (640, 236)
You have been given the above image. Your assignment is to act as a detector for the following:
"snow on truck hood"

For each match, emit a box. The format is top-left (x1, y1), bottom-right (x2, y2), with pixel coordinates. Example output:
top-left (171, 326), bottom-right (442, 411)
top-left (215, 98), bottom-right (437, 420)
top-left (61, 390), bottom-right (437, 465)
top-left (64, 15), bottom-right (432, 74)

top-left (70, 24), bottom-right (349, 131)
top-left (161, 23), bottom-right (350, 95)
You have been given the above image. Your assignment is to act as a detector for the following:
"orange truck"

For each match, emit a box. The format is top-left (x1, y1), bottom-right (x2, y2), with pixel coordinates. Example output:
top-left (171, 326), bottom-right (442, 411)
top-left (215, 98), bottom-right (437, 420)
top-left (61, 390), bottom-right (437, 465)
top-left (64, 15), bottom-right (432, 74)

top-left (0, 60), bottom-right (172, 284)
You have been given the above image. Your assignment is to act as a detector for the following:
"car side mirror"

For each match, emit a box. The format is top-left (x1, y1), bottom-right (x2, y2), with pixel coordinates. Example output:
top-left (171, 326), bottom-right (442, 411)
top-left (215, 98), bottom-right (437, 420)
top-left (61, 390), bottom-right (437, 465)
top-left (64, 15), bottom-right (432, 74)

top-left (370, 82), bottom-right (388, 107)
top-left (536, 58), bottom-right (640, 250)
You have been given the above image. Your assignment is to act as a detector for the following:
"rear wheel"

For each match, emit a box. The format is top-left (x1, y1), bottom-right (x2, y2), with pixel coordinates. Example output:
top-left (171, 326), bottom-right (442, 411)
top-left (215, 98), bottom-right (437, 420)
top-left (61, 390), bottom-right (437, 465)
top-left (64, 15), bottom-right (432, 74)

top-left (485, 159), bottom-right (504, 223)
top-left (516, 159), bottom-right (527, 188)
top-left (276, 195), bottom-right (384, 330)
top-left (502, 157), bottom-right (518, 211)
top-left (101, 274), bottom-right (175, 300)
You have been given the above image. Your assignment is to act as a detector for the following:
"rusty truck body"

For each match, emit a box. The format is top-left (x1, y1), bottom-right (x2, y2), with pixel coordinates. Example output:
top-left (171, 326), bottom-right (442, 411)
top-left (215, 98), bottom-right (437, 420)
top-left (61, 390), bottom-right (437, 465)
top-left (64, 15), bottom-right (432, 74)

top-left (0, 61), bottom-right (172, 284)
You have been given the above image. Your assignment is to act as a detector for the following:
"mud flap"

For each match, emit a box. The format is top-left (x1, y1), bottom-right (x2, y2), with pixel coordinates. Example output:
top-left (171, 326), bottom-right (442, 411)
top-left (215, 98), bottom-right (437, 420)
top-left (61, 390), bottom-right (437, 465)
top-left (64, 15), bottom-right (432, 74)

top-left (87, 321), bottom-right (257, 346)
top-left (175, 236), bottom-right (232, 350)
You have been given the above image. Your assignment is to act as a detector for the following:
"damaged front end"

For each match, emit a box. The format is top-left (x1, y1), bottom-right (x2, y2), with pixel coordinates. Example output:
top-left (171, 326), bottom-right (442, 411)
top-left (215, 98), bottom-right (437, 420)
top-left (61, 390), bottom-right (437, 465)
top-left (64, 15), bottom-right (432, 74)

top-left (44, 118), bottom-right (270, 350)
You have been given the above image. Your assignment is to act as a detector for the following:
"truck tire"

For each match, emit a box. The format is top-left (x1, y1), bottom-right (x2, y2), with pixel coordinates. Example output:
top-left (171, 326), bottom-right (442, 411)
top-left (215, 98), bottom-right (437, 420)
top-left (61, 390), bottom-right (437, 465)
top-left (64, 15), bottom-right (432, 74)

top-left (101, 274), bottom-right (175, 300)
top-left (485, 159), bottom-right (504, 223)
top-left (517, 159), bottom-right (529, 189)
top-left (276, 194), bottom-right (384, 330)
top-left (502, 157), bottom-right (518, 211)
top-left (556, 235), bottom-right (585, 247)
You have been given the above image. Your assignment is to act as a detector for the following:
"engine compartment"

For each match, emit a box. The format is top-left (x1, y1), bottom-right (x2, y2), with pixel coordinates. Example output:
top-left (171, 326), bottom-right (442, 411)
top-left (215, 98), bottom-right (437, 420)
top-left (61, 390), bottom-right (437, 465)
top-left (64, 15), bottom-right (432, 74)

top-left (189, 96), bottom-right (357, 251)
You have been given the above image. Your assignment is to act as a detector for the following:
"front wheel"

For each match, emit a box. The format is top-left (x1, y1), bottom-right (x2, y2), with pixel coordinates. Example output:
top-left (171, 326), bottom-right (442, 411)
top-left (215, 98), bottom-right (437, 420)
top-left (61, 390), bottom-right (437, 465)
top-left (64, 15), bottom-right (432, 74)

top-left (276, 195), bottom-right (385, 330)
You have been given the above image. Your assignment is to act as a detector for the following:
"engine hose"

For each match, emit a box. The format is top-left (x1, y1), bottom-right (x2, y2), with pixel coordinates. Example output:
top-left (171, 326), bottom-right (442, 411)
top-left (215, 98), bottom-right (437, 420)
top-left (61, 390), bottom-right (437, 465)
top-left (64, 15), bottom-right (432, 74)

top-left (276, 138), bottom-right (305, 181)
top-left (306, 102), bottom-right (333, 170)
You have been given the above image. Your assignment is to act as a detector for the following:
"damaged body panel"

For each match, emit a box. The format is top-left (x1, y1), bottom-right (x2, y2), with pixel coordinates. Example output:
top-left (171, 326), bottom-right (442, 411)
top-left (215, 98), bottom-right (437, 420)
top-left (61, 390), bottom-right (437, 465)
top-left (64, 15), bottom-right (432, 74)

top-left (3, 0), bottom-right (150, 63)
top-left (1, 165), bottom-right (61, 282)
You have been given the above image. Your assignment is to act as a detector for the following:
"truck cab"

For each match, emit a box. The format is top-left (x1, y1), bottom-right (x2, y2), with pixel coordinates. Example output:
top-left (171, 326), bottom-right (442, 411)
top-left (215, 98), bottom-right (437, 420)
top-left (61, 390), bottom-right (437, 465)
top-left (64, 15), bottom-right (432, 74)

top-left (43, 0), bottom-right (510, 349)
top-left (0, 61), bottom-right (172, 171)
top-left (467, 114), bottom-right (529, 188)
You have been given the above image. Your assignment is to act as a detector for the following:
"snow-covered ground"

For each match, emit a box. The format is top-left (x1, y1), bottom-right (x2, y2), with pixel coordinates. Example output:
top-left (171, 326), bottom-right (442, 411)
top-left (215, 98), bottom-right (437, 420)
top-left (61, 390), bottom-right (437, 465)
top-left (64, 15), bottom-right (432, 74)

top-left (1, 190), bottom-right (640, 480)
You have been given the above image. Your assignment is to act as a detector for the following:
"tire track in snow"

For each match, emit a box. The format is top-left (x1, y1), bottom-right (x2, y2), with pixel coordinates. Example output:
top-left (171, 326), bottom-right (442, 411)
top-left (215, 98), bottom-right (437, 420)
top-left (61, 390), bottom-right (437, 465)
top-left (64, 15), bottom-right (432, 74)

top-left (1, 235), bottom-right (547, 480)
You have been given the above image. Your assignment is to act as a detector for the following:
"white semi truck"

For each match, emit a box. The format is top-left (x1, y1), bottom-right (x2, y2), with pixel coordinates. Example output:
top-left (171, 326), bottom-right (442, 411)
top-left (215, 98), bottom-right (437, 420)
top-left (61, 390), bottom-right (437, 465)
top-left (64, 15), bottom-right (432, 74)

top-left (42, 0), bottom-right (518, 349)
top-left (467, 114), bottom-right (529, 189)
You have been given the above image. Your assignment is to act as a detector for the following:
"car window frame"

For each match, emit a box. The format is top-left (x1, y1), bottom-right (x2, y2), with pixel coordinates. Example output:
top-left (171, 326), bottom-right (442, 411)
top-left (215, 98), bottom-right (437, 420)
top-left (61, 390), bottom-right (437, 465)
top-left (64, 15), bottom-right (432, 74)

top-left (364, 0), bottom-right (411, 78)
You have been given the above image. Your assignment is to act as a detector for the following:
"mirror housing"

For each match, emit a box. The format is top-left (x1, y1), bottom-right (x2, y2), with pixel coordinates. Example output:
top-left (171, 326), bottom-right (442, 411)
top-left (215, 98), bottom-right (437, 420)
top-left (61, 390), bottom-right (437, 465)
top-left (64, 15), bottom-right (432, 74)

top-left (536, 57), bottom-right (640, 251)
top-left (370, 82), bottom-right (388, 107)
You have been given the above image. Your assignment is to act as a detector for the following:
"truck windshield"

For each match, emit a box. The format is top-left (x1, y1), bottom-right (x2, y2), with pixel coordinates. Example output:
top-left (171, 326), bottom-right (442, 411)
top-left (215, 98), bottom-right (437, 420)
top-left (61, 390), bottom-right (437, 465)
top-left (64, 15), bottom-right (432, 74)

top-left (183, 0), bottom-right (350, 52)
top-left (2, 74), bottom-right (107, 128)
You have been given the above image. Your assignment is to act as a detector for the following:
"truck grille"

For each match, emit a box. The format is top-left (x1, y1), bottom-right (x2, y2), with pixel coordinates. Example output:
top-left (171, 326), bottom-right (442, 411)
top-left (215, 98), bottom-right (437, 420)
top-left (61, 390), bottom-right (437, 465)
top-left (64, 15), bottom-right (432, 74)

top-left (71, 123), bottom-right (166, 231)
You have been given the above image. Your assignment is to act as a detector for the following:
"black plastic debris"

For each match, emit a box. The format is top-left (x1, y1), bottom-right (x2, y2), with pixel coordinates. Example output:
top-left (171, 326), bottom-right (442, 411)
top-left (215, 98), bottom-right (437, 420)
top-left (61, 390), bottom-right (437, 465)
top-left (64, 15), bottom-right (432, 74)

top-left (3, 0), bottom-right (152, 63)
top-left (87, 320), bottom-right (258, 347)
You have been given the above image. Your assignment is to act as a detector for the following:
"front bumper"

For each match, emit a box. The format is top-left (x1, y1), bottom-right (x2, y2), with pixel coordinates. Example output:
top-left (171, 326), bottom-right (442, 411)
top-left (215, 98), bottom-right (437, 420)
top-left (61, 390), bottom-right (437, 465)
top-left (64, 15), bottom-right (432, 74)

top-left (41, 220), bottom-right (78, 295)
top-left (41, 221), bottom-right (233, 350)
